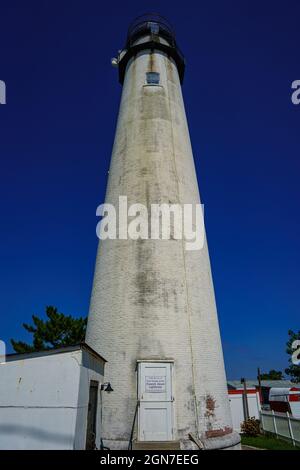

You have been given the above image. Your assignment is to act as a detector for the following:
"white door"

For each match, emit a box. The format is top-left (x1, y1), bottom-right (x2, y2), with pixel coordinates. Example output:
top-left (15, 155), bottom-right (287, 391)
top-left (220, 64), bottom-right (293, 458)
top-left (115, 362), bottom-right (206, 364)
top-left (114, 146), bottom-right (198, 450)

top-left (138, 362), bottom-right (173, 441)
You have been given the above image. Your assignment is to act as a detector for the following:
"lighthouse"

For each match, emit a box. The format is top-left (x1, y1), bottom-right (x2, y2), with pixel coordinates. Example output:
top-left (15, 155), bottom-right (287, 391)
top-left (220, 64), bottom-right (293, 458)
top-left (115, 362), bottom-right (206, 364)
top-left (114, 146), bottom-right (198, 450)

top-left (86, 14), bottom-right (240, 450)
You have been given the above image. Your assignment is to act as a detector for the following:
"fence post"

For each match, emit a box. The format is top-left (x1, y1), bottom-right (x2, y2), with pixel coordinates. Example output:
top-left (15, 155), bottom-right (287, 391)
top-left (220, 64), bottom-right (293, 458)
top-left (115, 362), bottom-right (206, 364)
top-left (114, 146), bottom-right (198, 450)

top-left (286, 412), bottom-right (295, 447)
top-left (260, 411), bottom-right (264, 432)
top-left (272, 410), bottom-right (278, 438)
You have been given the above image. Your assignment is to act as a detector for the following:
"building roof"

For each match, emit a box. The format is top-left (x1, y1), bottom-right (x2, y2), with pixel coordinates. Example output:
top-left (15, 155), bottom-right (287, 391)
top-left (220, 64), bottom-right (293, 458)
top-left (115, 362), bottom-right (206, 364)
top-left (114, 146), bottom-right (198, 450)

top-left (228, 379), bottom-right (295, 390)
top-left (3, 342), bottom-right (106, 363)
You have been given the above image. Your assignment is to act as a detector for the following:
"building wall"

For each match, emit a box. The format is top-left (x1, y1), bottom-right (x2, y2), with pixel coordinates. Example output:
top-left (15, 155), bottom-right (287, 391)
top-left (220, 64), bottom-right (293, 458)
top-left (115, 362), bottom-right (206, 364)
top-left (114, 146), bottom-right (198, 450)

top-left (87, 45), bottom-right (236, 449)
top-left (75, 349), bottom-right (105, 449)
top-left (0, 349), bottom-right (104, 450)
top-left (229, 390), bottom-right (261, 433)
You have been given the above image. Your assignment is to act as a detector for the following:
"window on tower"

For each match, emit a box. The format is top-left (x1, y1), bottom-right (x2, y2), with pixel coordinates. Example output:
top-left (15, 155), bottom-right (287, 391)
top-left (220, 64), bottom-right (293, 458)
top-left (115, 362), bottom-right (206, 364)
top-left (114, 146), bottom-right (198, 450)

top-left (146, 72), bottom-right (160, 85)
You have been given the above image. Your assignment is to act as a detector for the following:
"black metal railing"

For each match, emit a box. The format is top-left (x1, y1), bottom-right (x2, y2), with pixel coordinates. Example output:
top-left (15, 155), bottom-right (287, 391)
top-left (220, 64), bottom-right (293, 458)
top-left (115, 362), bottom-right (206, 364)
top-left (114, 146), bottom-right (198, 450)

top-left (118, 14), bottom-right (185, 84)
top-left (127, 400), bottom-right (139, 450)
top-left (126, 13), bottom-right (176, 48)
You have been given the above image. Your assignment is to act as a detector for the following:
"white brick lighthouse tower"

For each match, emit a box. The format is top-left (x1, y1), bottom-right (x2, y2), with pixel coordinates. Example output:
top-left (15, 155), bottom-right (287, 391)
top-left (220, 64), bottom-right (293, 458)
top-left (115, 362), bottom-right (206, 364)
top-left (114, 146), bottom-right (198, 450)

top-left (86, 14), bottom-right (240, 450)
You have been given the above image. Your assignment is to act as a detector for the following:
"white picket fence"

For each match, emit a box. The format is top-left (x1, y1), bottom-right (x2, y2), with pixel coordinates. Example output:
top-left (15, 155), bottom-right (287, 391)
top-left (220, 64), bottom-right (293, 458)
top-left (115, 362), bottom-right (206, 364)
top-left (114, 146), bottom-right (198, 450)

top-left (260, 410), bottom-right (300, 446)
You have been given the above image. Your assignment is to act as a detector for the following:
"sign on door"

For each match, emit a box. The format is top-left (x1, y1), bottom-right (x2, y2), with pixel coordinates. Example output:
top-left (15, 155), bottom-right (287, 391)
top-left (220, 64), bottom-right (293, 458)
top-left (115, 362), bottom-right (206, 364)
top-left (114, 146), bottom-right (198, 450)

top-left (145, 376), bottom-right (166, 393)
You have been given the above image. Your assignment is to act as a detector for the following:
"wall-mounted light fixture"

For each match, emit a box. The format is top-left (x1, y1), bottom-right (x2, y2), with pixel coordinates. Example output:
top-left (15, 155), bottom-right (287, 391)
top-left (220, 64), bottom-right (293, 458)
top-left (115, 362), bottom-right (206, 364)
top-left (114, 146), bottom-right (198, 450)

top-left (101, 382), bottom-right (114, 392)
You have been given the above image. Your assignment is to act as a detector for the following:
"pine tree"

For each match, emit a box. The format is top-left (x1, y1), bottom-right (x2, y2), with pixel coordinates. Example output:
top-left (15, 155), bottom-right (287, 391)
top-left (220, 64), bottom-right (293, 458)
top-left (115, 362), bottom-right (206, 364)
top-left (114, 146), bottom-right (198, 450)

top-left (11, 306), bottom-right (87, 353)
top-left (260, 370), bottom-right (283, 380)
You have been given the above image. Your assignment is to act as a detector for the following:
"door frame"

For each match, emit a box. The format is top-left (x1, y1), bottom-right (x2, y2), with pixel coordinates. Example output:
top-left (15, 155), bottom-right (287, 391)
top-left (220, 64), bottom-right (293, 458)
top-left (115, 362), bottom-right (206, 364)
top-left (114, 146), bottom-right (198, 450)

top-left (137, 360), bottom-right (175, 441)
top-left (85, 380), bottom-right (99, 450)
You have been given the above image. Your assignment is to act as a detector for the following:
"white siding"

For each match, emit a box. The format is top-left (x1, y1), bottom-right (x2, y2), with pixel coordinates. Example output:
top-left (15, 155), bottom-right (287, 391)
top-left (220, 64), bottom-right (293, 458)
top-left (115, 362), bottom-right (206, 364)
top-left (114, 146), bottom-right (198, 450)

top-left (229, 391), bottom-right (261, 433)
top-left (0, 349), bottom-right (104, 449)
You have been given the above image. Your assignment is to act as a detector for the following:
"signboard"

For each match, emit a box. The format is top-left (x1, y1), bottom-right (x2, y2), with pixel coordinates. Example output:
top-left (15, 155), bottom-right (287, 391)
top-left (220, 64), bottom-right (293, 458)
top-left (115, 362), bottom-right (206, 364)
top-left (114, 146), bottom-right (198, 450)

top-left (145, 375), bottom-right (166, 393)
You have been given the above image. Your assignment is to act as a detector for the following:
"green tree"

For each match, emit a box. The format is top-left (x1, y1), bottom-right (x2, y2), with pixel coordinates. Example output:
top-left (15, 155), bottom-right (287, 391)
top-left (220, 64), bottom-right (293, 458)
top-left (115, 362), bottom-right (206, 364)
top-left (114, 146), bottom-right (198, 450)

top-left (260, 369), bottom-right (283, 380)
top-left (11, 306), bottom-right (87, 353)
top-left (285, 329), bottom-right (300, 383)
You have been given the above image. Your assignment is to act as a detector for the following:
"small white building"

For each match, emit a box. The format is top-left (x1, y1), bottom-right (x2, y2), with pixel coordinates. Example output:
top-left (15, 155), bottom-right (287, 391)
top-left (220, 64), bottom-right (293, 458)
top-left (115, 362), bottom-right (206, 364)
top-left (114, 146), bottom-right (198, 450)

top-left (0, 343), bottom-right (106, 450)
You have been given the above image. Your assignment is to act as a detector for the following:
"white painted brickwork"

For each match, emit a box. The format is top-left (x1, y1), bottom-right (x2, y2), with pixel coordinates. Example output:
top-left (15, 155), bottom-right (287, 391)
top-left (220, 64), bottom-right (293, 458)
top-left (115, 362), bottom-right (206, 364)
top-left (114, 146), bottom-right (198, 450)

top-left (86, 47), bottom-right (239, 449)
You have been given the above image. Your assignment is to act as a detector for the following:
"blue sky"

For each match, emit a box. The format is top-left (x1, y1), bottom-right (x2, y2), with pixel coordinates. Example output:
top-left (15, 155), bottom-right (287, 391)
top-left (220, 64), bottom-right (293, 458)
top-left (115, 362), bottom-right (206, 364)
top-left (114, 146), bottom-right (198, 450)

top-left (0, 0), bottom-right (299, 379)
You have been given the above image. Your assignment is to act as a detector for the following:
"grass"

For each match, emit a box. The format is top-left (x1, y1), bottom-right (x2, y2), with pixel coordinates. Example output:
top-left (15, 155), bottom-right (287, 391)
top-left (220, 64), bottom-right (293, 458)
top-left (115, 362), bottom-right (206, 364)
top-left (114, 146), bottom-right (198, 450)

top-left (241, 434), bottom-right (300, 450)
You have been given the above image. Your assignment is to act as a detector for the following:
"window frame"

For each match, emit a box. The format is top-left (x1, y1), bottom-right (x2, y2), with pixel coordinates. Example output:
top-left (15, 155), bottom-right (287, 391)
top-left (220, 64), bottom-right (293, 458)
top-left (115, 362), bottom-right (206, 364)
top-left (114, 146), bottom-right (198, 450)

top-left (145, 72), bottom-right (160, 85)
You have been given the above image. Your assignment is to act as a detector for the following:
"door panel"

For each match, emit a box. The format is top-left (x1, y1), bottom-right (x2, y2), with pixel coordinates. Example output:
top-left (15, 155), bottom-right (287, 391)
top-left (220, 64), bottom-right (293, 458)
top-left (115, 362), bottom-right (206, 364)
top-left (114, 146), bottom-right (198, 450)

top-left (138, 362), bottom-right (173, 441)
top-left (85, 381), bottom-right (98, 450)
top-left (141, 402), bottom-right (173, 441)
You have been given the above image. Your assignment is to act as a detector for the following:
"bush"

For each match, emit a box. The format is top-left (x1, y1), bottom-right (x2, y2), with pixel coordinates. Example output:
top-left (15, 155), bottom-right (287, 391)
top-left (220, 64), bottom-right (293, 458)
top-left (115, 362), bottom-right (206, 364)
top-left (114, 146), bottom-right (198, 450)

top-left (241, 417), bottom-right (261, 436)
